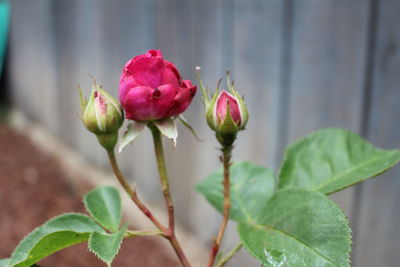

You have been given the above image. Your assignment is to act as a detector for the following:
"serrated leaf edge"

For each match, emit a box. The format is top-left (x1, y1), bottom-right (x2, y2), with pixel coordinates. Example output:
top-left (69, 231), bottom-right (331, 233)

top-left (83, 186), bottom-right (122, 233)
top-left (9, 213), bottom-right (104, 267)
top-left (238, 189), bottom-right (352, 267)
top-left (88, 225), bottom-right (128, 267)
top-left (277, 128), bottom-right (400, 194)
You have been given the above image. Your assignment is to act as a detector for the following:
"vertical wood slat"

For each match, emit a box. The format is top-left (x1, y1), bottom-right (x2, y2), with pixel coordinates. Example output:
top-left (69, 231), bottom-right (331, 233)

top-left (51, 0), bottom-right (106, 166)
top-left (223, 1), bottom-right (285, 266)
top-left (187, 0), bottom-right (226, 241)
top-left (8, 0), bottom-right (58, 133)
top-left (353, 0), bottom-right (400, 266)
top-left (100, 0), bottom-right (160, 205)
top-left (284, 0), bottom-right (371, 221)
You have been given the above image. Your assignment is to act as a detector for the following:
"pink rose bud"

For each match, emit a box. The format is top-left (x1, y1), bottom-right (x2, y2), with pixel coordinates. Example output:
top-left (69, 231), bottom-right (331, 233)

top-left (215, 91), bottom-right (242, 126)
top-left (119, 50), bottom-right (196, 122)
top-left (79, 78), bottom-right (124, 150)
top-left (198, 69), bottom-right (248, 137)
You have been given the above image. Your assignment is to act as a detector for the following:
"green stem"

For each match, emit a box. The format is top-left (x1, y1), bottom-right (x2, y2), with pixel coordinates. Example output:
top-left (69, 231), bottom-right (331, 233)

top-left (207, 144), bottom-right (233, 267)
top-left (125, 229), bottom-right (164, 238)
top-left (107, 150), bottom-right (167, 233)
top-left (150, 125), bottom-right (191, 267)
top-left (215, 243), bottom-right (242, 267)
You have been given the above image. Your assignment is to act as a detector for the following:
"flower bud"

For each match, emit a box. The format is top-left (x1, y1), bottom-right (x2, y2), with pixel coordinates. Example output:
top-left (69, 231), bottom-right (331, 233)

top-left (198, 69), bottom-right (249, 137)
top-left (206, 90), bottom-right (248, 135)
top-left (79, 78), bottom-right (124, 150)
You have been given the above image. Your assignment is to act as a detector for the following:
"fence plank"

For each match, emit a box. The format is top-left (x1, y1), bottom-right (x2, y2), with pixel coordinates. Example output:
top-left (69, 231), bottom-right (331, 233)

top-left (353, 1), bottom-right (400, 266)
top-left (285, 0), bottom-right (371, 222)
top-left (99, 0), bottom-right (161, 205)
top-left (184, 0), bottom-right (227, 241)
top-left (155, 0), bottom-right (196, 228)
top-left (50, 0), bottom-right (106, 166)
top-left (221, 1), bottom-right (285, 266)
top-left (9, 0), bottom-right (58, 133)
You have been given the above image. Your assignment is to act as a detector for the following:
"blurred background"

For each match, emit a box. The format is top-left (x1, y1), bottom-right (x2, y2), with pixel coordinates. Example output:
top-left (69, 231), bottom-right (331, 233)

top-left (1, 0), bottom-right (400, 266)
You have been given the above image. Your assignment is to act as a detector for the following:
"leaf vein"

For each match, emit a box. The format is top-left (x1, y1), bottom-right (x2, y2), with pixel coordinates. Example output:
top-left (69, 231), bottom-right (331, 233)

top-left (256, 224), bottom-right (339, 266)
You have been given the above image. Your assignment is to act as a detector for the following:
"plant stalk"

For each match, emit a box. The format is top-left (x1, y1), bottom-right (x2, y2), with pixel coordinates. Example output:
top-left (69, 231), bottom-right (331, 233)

top-left (107, 151), bottom-right (167, 233)
top-left (215, 243), bottom-right (242, 267)
top-left (207, 144), bottom-right (233, 267)
top-left (150, 125), bottom-right (191, 267)
top-left (125, 229), bottom-right (164, 238)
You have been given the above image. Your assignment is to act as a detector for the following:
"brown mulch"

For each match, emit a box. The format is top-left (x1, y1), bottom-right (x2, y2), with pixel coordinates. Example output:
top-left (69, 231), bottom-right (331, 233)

top-left (0, 124), bottom-right (179, 267)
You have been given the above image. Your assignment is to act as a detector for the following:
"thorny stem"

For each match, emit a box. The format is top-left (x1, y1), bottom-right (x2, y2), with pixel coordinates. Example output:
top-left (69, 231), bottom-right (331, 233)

top-left (215, 243), bottom-right (243, 267)
top-left (107, 151), bottom-right (167, 233)
top-left (150, 125), bottom-right (191, 267)
top-left (207, 144), bottom-right (233, 267)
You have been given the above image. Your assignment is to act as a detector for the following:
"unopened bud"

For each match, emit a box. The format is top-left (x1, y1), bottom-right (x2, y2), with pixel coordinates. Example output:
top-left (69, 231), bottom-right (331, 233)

top-left (79, 78), bottom-right (124, 150)
top-left (198, 70), bottom-right (249, 146)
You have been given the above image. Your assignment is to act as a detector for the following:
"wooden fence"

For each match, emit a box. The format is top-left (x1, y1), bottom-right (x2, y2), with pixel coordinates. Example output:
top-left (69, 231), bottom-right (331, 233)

top-left (7, 0), bottom-right (400, 266)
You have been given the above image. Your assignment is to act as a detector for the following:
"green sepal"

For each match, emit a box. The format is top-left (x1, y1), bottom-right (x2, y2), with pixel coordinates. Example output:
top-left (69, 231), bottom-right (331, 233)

top-left (178, 115), bottom-right (202, 142)
top-left (217, 100), bottom-right (239, 136)
top-left (83, 87), bottom-right (99, 132)
top-left (196, 66), bottom-right (210, 107)
top-left (78, 85), bottom-right (87, 116)
top-left (153, 118), bottom-right (178, 146)
top-left (119, 121), bottom-right (146, 153)
top-left (226, 70), bottom-right (235, 93)
top-left (205, 89), bottom-right (219, 131)
top-left (230, 89), bottom-right (248, 130)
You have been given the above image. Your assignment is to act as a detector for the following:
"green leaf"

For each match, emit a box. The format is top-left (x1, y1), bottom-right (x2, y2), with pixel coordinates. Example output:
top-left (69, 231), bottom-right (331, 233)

top-left (153, 118), bottom-right (178, 146)
top-left (119, 122), bottom-right (145, 153)
top-left (0, 259), bottom-right (9, 267)
top-left (84, 186), bottom-right (122, 232)
top-left (88, 224), bottom-right (128, 266)
top-left (8, 213), bottom-right (104, 267)
top-left (278, 128), bottom-right (400, 194)
top-left (196, 161), bottom-right (275, 224)
top-left (238, 189), bottom-right (351, 267)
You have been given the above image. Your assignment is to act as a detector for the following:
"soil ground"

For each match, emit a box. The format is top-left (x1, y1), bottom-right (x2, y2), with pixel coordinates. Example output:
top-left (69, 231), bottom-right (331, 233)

top-left (0, 123), bottom-right (178, 266)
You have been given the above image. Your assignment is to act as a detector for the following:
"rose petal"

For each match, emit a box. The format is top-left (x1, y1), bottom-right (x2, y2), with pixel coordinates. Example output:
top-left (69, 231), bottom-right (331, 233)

top-left (168, 85), bottom-right (197, 117)
top-left (216, 91), bottom-right (241, 124)
top-left (126, 56), bottom-right (165, 88)
top-left (119, 50), bottom-right (196, 121)
top-left (146, 49), bottom-right (163, 57)
top-left (122, 85), bottom-right (177, 121)
top-left (119, 73), bottom-right (138, 104)
top-left (162, 62), bottom-right (181, 88)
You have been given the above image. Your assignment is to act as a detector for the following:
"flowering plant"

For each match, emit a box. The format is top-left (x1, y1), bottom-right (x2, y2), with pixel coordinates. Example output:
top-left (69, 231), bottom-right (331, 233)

top-left (1, 50), bottom-right (400, 267)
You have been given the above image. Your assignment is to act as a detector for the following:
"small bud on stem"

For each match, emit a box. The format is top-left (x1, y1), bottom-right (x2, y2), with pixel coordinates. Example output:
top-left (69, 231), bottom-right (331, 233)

top-left (79, 76), bottom-right (124, 151)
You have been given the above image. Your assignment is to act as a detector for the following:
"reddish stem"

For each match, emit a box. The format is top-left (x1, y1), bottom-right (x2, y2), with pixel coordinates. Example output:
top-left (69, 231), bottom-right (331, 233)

top-left (107, 151), bottom-right (168, 233)
top-left (207, 146), bottom-right (232, 267)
